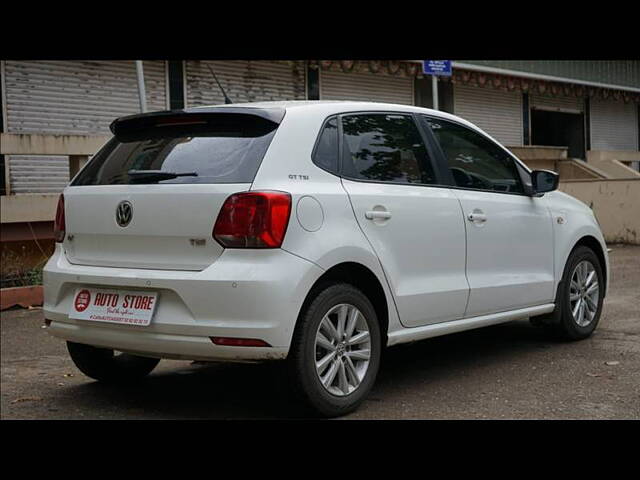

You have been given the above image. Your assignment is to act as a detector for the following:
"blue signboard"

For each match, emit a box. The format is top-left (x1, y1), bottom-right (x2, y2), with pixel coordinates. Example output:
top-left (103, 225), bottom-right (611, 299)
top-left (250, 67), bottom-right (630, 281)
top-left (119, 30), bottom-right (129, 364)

top-left (422, 60), bottom-right (452, 76)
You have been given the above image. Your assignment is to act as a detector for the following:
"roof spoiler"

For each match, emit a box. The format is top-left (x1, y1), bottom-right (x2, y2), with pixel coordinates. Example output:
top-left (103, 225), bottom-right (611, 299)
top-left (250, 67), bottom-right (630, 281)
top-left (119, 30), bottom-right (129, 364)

top-left (109, 107), bottom-right (286, 141)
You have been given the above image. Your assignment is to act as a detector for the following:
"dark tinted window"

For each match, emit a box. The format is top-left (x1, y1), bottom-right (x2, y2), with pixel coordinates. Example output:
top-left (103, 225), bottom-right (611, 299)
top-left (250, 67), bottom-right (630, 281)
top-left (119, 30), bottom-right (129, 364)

top-left (425, 117), bottom-right (524, 194)
top-left (341, 114), bottom-right (435, 185)
top-left (313, 117), bottom-right (338, 173)
top-left (73, 122), bottom-right (277, 186)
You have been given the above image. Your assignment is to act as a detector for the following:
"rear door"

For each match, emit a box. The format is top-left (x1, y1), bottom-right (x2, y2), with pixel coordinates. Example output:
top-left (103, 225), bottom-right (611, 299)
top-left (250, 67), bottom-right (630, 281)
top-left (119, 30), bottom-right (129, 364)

top-left (423, 116), bottom-right (555, 317)
top-left (63, 109), bottom-right (282, 271)
top-left (339, 112), bottom-right (469, 327)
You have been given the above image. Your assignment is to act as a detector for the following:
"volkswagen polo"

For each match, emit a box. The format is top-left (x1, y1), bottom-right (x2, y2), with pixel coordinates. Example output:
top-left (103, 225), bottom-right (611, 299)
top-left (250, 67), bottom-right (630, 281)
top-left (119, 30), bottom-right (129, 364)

top-left (43, 101), bottom-right (608, 417)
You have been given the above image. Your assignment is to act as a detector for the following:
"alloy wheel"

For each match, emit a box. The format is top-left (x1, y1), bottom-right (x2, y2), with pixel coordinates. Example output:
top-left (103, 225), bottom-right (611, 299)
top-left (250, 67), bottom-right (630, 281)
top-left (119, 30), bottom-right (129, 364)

top-left (569, 260), bottom-right (600, 327)
top-left (314, 303), bottom-right (371, 396)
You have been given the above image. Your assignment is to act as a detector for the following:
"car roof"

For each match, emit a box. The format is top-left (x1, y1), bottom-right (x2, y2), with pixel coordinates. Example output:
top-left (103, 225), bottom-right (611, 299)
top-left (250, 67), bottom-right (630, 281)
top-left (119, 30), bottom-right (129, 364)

top-left (189, 100), bottom-right (474, 128)
top-left (113, 100), bottom-right (529, 172)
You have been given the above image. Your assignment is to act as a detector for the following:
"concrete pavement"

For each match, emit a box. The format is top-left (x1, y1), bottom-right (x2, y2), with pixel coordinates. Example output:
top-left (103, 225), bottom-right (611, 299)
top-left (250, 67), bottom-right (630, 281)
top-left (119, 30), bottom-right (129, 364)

top-left (2, 245), bottom-right (638, 419)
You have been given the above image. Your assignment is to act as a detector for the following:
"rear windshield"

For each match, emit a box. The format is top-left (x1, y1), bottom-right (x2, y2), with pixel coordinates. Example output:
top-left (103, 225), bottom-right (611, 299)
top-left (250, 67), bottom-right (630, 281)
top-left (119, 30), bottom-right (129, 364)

top-left (72, 117), bottom-right (278, 186)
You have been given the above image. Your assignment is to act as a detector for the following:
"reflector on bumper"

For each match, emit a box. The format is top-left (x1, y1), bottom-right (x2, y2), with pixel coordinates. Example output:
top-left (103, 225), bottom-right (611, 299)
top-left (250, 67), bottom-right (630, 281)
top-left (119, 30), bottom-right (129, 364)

top-left (210, 337), bottom-right (271, 347)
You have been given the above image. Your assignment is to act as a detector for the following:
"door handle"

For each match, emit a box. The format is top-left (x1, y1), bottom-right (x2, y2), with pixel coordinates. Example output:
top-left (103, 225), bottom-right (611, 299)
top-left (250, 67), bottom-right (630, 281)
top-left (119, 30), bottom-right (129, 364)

top-left (365, 211), bottom-right (392, 220)
top-left (467, 212), bottom-right (487, 223)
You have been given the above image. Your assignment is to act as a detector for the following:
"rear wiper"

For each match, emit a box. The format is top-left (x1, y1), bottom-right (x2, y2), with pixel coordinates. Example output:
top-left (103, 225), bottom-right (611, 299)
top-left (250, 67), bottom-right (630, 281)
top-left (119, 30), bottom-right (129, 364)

top-left (127, 170), bottom-right (199, 181)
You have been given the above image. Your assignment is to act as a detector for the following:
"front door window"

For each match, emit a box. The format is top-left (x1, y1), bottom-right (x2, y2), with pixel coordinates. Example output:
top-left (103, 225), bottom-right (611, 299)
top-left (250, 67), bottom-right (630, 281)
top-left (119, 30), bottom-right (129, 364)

top-left (424, 116), bottom-right (524, 194)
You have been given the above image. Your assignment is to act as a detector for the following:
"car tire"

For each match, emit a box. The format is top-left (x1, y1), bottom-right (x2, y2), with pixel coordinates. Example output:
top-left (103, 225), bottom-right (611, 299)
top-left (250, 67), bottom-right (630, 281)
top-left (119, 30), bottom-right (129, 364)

top-left (287, 283), bottom-right (382, 418)
top-left (554, 246), bottom-right (605, 340)
top-left (67, 341), bottom-right (160, 383)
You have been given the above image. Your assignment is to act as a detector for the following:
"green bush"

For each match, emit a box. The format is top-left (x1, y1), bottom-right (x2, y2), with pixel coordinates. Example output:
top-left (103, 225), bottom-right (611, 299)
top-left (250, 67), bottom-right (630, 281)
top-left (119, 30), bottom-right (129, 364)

top-left (1, 247), bottom-right (47, 288)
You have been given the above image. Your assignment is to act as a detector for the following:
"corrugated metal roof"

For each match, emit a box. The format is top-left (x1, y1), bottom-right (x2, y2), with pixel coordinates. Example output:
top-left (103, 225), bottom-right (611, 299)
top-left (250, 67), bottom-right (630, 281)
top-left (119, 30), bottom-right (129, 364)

top-left (457, 61), bottom-right (640, 90)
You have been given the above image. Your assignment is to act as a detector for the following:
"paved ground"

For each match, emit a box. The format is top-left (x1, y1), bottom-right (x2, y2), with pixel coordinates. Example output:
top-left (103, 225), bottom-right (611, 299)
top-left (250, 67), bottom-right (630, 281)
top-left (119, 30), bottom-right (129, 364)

top-left (2, 245), bottom-right (639, 420)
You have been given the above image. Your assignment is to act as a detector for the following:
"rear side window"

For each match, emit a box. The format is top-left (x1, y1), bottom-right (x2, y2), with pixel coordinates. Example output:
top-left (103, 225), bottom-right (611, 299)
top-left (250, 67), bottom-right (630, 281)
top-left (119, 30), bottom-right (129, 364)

top-left (312, 117), bottom-right (339, 174)
top-left (72, 117), bottom-right (278, 185)
top-left (341, 113), bottom-right (436, 185)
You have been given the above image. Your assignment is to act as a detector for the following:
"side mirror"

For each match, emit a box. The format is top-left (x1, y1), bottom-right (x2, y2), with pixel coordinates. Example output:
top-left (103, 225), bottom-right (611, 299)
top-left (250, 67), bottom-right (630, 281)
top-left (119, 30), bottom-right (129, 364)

top-left (531, 169), bottom-right (559, 195)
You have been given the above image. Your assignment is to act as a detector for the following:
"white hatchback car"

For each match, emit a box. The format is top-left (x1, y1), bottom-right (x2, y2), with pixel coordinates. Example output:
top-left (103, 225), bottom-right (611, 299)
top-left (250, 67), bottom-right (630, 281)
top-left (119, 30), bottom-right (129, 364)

top-left (44, 101), bottom-right (608, 416)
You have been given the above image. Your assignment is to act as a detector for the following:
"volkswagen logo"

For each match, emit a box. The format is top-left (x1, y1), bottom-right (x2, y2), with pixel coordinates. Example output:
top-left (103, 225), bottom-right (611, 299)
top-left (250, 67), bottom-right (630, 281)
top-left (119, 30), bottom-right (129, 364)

top-left (115, 201), bottom-right (133, 227)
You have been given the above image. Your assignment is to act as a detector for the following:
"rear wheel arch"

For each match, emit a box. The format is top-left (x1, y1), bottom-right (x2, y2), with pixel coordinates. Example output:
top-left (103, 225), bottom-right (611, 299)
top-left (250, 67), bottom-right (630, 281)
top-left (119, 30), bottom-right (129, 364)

top-left (295, 262), bottom-right (389, 348)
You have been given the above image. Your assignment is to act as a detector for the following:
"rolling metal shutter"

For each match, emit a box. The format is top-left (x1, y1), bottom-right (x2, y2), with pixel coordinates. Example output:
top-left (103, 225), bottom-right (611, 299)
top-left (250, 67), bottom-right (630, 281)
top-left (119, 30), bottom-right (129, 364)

top-left (8, 156), bottom-right (69, 194)
top-left (319, 70), bottom-right (414, 105)
top-left (4, 60), bottom-right (167, 135)
top-left (3, 60), bottom-right (167, 193)
top-left (453, 84), bottom-right (523, 146)
top-left (530, 94), bottom-right (584, 113)
top-left (185, 60), bottom-right (306, 107)
top-left (590, 99), bottom-right (639, 151)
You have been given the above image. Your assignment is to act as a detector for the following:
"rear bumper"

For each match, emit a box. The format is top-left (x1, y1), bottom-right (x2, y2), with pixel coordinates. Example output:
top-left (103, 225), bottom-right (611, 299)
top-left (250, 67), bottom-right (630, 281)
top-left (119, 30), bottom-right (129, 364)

top-left (43, 245), bottom-right (323, 361)
top-left (47, 320), bottom-right (289, 361)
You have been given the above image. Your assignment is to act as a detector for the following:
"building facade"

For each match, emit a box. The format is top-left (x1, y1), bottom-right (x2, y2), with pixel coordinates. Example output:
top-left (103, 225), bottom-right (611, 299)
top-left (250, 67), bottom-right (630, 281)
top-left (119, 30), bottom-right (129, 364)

top-left (1, 60), bottom-right (638, 194)
top-left (1, 60), bottom-right (639, 284)
top-left (2, 60), bottom-right (638, 191)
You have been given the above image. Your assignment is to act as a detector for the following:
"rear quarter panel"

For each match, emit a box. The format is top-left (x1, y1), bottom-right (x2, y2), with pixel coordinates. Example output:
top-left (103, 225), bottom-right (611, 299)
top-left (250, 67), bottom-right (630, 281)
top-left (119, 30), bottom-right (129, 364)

top-left (250, 106), bottom-right (405, 335)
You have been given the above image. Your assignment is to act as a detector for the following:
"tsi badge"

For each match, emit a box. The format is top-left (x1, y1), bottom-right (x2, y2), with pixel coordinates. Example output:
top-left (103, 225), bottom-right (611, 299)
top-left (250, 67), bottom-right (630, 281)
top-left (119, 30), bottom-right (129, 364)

top-left (116, 201), bottom-right (133, 227)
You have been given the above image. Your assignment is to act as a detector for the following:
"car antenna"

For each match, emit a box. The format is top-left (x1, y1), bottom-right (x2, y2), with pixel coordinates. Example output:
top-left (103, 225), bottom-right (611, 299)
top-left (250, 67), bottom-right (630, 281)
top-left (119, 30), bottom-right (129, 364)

top-left (205, 63), bottom-right (233, 104)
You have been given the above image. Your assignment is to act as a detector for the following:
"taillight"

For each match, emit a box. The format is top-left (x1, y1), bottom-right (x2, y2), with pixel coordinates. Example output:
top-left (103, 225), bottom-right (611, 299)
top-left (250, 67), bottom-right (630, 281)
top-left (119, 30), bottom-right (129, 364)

top-left (213, 191), bottom-right (291, 248)
top-left (54, 194), bottom-right (65, 242)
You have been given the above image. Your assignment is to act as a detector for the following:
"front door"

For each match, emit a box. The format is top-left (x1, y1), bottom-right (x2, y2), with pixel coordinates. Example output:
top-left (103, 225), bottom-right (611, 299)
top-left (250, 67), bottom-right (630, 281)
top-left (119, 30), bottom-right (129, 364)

top-left (339, 112), bottom-right (469, 327)
top-left (453, 189), bottom-right (555, 316)
top-left (423, 116), bottom-right (555, 317)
